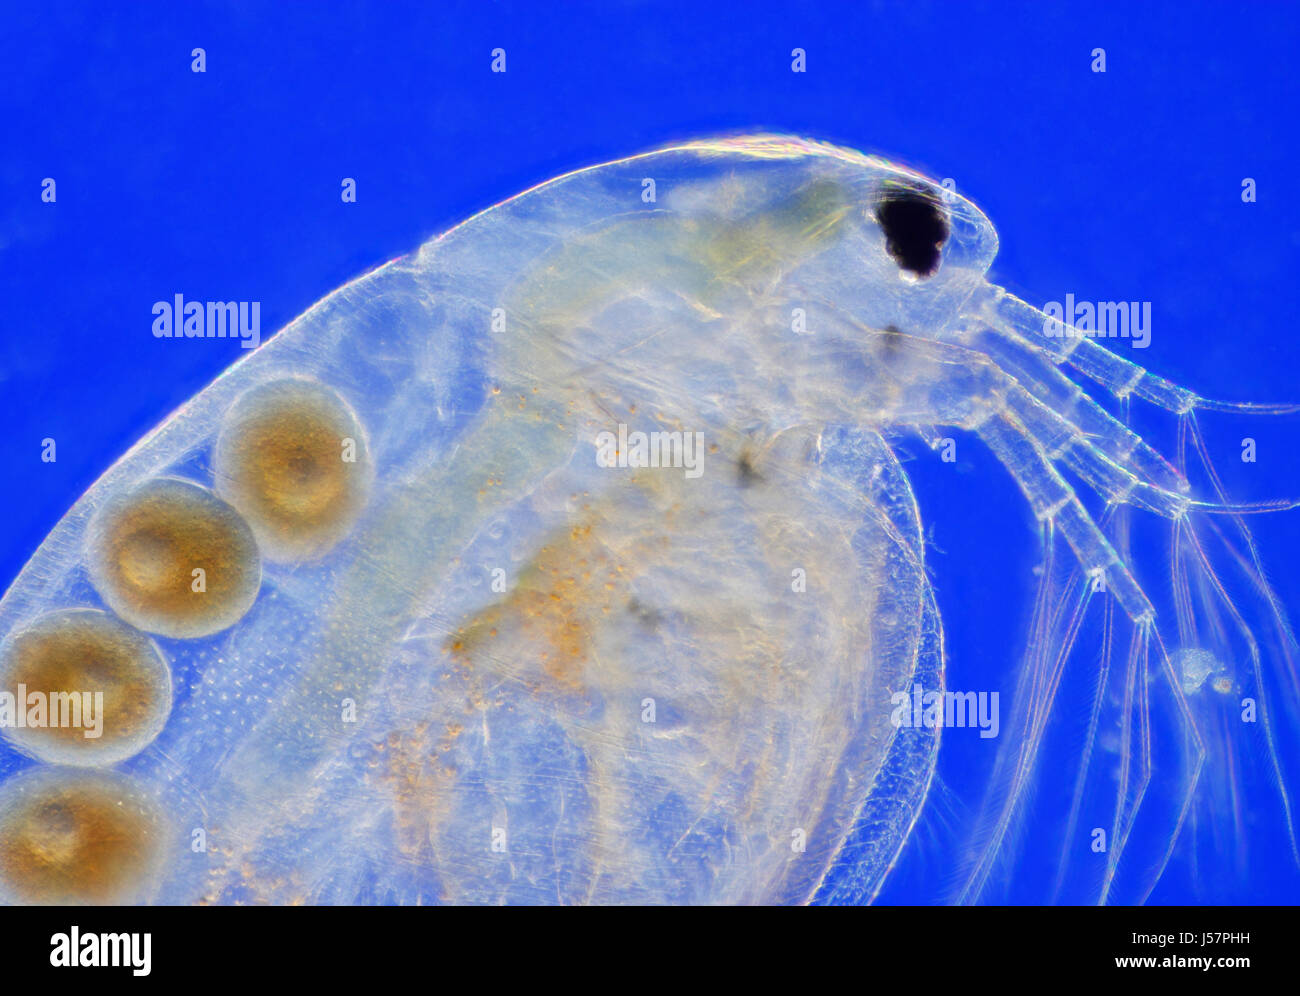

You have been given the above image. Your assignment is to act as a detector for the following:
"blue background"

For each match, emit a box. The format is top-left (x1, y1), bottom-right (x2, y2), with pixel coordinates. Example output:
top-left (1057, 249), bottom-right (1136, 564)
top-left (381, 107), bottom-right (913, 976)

top-left (1, 1), bottom-right (1297, 904)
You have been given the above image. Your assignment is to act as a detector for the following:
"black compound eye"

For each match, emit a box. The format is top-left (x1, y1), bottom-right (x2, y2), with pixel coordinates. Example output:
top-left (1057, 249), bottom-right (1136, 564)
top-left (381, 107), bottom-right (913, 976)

top-left (875, 187), bottom-right (948, 278)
